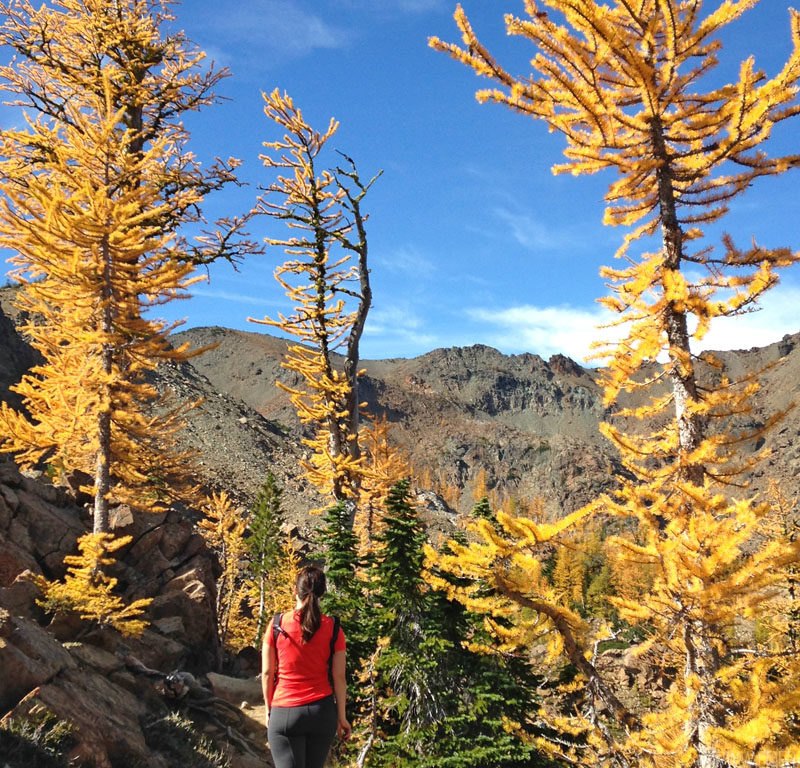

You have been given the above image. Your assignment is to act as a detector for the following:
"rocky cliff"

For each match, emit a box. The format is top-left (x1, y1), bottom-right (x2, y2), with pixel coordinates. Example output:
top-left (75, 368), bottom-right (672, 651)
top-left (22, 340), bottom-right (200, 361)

top-left (0, 458), bottom-right (269, 768)
top-left (173, 325), bottom-right (800, 520)
top-left (2, 286), bottom-right (799, 526)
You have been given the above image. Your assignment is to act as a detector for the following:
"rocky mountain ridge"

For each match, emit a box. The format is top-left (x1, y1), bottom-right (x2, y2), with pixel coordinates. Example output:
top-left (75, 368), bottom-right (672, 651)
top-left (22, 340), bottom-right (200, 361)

top-left (171, 324), bottom-right (800, 520)
top-left (2, 286), bottom-right (799, 528)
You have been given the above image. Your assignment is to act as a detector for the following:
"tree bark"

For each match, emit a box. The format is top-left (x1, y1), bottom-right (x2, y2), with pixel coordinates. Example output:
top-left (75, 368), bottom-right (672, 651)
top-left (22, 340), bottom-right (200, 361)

top-left (652, 116), bottom-right (722, 768)
top-left (651, 115), bottom-right (705, 487)
top-left (93, 231), bottom-right (114, 534)
top-left (340, 166), bottom-right (374, 464)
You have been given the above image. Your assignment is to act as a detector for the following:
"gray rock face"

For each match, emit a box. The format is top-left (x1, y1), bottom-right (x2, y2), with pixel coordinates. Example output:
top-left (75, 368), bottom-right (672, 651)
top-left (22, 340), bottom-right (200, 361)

top-left (173, 325), bottom-right (800, 521)
top-left (0, 298), bottom-right (40, 412)
top-left (3, 283), bottom-right (800, 523)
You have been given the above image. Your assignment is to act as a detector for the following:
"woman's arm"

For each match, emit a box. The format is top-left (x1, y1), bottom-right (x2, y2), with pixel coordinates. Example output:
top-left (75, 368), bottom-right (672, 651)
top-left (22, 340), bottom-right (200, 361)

top-left (331, 649), bottom-right (351, 740)
top-left (262, 637), bottom-right (277, 728)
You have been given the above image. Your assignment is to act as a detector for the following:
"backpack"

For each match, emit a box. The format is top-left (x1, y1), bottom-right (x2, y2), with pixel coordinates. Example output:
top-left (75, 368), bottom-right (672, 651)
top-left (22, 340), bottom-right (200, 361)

top-left (272, 612), bottom-right (341, 685)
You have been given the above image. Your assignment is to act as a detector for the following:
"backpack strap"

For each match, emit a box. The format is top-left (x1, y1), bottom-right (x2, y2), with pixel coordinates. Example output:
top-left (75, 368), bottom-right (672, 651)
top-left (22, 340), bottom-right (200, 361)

top-left (272, 613), bottom-right (283, 683)
top-left (328, 616), bottom-right (340, 685)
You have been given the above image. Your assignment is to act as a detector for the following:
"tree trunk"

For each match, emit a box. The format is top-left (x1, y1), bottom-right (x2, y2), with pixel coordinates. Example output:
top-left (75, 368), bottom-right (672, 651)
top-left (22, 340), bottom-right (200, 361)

top-left (342, 176), bottom-right (372, 463)
top-left (651, 115), bottom-right (705, 487)
top-left (683, 620), bottom-right (725, 768)
top-left (93, 232), bottom-right (114, 534)
top-left (94, 408), bottom-right (111, 534)
top-left (652, 117), bottom-right (722, 768)
top-left (256, 572), bottom-right (266, 646)
top-left (307, 172), bottom-right (349, 502)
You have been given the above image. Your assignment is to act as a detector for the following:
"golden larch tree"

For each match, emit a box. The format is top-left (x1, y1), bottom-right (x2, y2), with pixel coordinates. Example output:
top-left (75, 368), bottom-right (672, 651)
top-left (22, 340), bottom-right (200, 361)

top-left (252, 90), bottom-right (382, 510)
top-left (33, 532), bottom-right (152, 637)
top-left (198, 490), bottom-right (249, 649)
top-left (356, 413), bottom-right (413, 553)
top-left (0, 0), bottom-right (256, 532)
top-left (430, 2), bottom-right (800, 766)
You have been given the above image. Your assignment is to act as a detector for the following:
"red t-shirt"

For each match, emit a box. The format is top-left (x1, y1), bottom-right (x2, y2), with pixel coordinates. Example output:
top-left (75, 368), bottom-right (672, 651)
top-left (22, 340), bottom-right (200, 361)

top-left (267, 612), bottom-right (346, 707)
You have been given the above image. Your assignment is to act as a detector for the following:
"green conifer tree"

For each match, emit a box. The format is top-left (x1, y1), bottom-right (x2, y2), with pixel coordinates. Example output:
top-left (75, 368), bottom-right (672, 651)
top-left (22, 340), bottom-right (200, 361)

top-left (364, 481), bottom-right (551, 768)
top-left (316, 501), bottom-right (376, 713)
top-left (246, 471), bottom-right (286, 645)
top-left (471, 494), bottom-right (494, 522)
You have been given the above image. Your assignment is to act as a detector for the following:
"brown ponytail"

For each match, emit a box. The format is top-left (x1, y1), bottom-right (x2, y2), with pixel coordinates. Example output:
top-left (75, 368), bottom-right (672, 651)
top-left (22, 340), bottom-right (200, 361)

top-left (296, 565), bottom-right (326, 642)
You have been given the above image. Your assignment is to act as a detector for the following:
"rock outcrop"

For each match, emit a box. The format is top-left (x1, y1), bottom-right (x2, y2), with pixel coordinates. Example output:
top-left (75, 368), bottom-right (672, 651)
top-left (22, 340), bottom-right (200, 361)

top-left (175, 325), bottom-right (800, 520)
top-left (0, 299), bottom-right (40, 412)
top-left (0, 460), bottom-right (269, 768)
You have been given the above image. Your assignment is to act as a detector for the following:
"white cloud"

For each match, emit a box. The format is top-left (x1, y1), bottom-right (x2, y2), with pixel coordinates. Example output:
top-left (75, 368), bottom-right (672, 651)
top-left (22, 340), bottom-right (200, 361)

top-left (205, 2), bottom-right (349, 57)
top-left (192, 287), bottom-right (284, 308)
top-left (470, 303), bottom-right (620, 363)
top-left (694, 284), bottom-right (800, 353)
top-left (470, 283), bottom-right (800, 364)
top-left (377, 246), bottom-right (436, 277)
top-left (363, 304), bottom-right (437, 357)
top-left (197, 44), bottom-right (232, 70)
top-left (492, 207), bottom-right (581, 252)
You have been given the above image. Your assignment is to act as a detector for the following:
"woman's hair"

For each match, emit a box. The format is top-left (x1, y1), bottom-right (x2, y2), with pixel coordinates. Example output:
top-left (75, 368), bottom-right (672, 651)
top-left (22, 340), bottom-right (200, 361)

top-left (296, 565), bottom-right (326, 642)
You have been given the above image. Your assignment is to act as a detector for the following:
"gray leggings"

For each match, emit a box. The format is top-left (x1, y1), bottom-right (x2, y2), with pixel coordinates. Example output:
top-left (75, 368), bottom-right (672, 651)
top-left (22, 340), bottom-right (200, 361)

top-left (268, 694), bottom-right (337, 768)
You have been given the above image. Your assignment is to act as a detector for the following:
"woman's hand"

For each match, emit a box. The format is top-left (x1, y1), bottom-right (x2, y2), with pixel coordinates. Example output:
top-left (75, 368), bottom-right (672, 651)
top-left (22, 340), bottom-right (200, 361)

top-left (337, 716), bottom-right (352, 741)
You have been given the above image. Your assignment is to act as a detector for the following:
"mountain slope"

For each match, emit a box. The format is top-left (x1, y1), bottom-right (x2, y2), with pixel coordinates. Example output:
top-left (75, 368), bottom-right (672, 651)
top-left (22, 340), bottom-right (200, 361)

top-left (173, 325), bottom-right (800, 518)
top-left (2, 285), bottom-right (798, 528)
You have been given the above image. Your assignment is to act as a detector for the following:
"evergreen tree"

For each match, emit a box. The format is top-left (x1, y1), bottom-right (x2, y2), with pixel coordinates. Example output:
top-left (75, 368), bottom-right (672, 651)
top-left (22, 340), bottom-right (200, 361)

top-left (318, 501), bottom-right (362, 604)
top-left (362, 481), bottom-right (550, 768)
top-left (317, 500), bottom-right (375, 679)
top-left (315, 499), bottom-right (379, 768)
top-left (246, 472), bottom-right (286, 644)
top-left (471, 495), bottom-right (493, 523)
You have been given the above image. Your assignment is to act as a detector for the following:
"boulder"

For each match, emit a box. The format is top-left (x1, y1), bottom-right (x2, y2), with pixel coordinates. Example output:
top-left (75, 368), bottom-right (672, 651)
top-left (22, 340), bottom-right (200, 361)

top-left (1, 665), bottom-right (150, 768)
top-left (109, 503), bottom-right (134, 529)
top-left (0, 460), bottom-right (23, 486)
top-left (138, 554), bottom-right (219, 670)
top-left (231, 645), bottom-right (261, 679)
top-left (0, 484), bottom-right (18, 513)
top-left (158, 520), bottom-right (194, 560)
top-left (206, 672), bottom-right (268, 750)
top-left (150, 564), bottom-right (219, 670)
top-left (0, 570), bottom-right (43, 619)
top-left (15, 488), bottom-right (84, 566)
top-left (120, 627), bottom-right (187, 672)
top-left (206, 671), bottom-right (262, 707)
top-left (0, 608), bottom-right (76, 715)
top-left (129, 528), bottom-right (173, 579)
top-left (0, 538), bottom-right (41, 588)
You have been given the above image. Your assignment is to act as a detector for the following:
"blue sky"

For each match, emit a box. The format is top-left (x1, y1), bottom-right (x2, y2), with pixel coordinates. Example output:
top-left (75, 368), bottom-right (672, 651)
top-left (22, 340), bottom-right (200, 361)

top-left (11, 1), bottom-right (800, 363)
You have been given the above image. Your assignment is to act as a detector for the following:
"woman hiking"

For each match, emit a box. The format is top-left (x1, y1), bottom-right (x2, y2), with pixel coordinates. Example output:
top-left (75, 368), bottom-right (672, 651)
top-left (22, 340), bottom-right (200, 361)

top-left (262, 564), bottom-right (351, 768)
